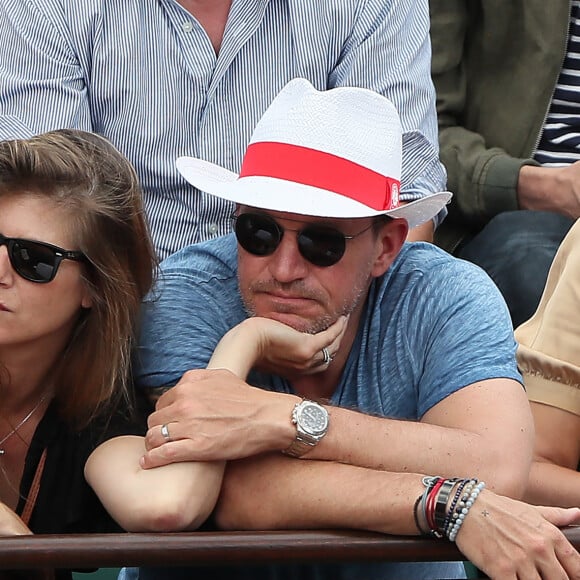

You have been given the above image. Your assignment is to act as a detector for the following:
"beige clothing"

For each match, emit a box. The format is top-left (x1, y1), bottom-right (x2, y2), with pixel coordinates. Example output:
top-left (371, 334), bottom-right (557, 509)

top-left (515, 220), bottom-right (580, 415)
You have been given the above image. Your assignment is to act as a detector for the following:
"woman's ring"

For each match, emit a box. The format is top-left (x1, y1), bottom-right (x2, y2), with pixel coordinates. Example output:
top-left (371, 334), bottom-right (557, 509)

top-left (160, 423), bottom-right (172, 442)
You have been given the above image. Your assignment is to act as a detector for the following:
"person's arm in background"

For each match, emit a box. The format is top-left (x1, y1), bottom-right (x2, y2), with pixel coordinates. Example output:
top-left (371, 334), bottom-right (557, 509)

top-left (429, 1), bottom-right (580, 226)
top-left (516, 220), bottom-right (580, 506)
top-left (518, 164), bottom-right (580, 219)
top-left (0, 1), bottom-right (93, 139)
top-left (333, 0), bottom-right (447, 241)
top-left (526, 402), bottom-right (580, 507)
top-left (430, 0), bottom-right (528, 225)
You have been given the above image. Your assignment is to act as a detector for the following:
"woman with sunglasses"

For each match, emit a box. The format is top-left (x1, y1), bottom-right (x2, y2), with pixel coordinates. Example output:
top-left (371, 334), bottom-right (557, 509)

top-left (0, 129), bottom-right (224, 577)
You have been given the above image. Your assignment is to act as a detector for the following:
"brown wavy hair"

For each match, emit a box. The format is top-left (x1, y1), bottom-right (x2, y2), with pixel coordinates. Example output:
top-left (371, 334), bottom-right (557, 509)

top-left (0, 129), bottom-right (156, 427)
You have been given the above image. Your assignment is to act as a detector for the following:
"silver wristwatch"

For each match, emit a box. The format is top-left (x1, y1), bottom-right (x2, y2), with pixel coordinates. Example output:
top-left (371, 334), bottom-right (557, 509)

top-left (282, 399), bottom-right (329, 458)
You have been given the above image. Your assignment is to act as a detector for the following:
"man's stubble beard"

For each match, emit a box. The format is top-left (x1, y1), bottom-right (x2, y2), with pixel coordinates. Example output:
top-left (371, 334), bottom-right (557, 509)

top-left (240, 274), bottom-right (370, 335)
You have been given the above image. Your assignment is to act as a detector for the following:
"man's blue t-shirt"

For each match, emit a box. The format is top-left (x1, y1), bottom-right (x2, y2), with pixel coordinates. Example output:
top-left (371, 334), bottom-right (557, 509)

top-left (136, 234), bottom-right (521, 419)
top-left (133, 234), bottom-right (521, 580)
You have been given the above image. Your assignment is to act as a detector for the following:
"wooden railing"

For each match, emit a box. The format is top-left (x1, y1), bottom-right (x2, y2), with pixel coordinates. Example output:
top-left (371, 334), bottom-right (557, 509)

top-left (0, 527), bottom-right (578, 570)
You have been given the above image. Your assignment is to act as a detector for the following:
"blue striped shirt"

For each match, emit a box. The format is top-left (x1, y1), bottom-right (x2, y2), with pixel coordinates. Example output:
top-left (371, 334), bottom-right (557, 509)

top-left (535, 0), bottom-right (580, 166)
top-left (0, 0), bottom-right (446, 258)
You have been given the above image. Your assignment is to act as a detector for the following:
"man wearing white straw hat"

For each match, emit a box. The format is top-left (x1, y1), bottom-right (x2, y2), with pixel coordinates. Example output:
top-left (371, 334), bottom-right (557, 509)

top-left (132, 79), bottom-right (580, 580)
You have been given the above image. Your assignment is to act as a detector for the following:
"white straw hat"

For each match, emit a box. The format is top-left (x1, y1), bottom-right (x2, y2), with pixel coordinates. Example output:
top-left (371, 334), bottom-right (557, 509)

top-left (176, 78), bottom-right (451, 228)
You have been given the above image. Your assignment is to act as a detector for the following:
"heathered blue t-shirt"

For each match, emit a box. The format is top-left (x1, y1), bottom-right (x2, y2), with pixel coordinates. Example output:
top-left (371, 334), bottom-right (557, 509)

top-left (136, 234), bottom-right (521, 417)
top-left (132, 234), bottom-right (521, 580)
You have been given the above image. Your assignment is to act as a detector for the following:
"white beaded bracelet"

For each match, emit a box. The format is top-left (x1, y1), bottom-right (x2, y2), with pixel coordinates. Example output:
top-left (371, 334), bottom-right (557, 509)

top-left (446, 481), bottom-right (486, 542)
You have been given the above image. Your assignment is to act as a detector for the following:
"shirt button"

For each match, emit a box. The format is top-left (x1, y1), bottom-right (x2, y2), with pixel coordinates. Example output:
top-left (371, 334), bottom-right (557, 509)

top-left (182, 21), bottom-right (193, 33)
top-left (207, 223), bottom-right (219, 236)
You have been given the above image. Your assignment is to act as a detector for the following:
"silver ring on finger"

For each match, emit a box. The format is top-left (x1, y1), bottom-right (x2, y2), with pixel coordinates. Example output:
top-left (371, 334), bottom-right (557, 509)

top-left (160, 423), bottom-right (173, 442)
top-left (321, 347), bottom-right (332, 366)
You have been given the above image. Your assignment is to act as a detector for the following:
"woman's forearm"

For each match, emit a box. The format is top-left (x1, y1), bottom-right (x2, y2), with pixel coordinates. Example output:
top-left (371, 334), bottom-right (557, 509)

top-left (86, 435), bottom-right (224, 532)
top-left (525, 460), bottom-right (580, 508)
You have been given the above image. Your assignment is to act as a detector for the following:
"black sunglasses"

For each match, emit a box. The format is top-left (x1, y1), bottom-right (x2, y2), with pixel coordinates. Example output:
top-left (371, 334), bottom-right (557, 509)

top-left (233, 212), bottom-right (374, 267)
top-left (0, 233), bottom-right (87, 283)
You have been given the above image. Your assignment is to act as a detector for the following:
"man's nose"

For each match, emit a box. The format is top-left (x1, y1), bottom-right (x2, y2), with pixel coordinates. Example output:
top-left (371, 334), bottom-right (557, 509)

top-left (267, 233), bottom-right (310, 283)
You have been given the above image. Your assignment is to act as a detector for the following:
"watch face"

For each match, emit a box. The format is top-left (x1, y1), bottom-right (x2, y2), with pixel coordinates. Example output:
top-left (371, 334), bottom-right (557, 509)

top-left (299, 403), bottom-right (328, 435)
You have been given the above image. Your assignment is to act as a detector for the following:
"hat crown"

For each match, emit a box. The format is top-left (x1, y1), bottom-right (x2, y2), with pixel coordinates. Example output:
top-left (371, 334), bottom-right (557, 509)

top-left (175, 78), bottom-right (451, 226)
top-left (249, 78), bottom-right (402, 180)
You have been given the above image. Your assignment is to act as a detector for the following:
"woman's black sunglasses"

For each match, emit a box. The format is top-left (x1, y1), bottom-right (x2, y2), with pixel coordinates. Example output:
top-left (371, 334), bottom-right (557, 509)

top-left (233, 212), bottom-right (374, 268)
top-left (0, 233), bottom-right (87, 283)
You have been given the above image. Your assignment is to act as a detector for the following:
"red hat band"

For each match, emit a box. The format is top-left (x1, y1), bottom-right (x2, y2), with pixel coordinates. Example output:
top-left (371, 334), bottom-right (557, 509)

top-left (239, 141), bottom-right (400, 211)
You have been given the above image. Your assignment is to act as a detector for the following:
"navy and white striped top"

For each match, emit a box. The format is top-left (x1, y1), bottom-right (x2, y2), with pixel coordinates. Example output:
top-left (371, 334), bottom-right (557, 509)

top-left (0, 0), bottom-right (446, 257)
top-left (535, 0), bottom-right (580, 166)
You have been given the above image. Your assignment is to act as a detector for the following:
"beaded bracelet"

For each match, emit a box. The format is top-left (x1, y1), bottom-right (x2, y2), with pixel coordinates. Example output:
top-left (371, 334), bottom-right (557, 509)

top-left (442, 478), bottom-right (470, 533)
top-left (415, 476), bottom-right (485, 542)
top-left (444, 479), bottom-right (476, 537)
top-left (445, 480), bottom-right (486, 542)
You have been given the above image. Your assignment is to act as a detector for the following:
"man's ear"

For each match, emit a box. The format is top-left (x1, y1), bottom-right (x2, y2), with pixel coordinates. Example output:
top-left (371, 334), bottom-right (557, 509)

top-left (370, 218), bottom-right (408, 277)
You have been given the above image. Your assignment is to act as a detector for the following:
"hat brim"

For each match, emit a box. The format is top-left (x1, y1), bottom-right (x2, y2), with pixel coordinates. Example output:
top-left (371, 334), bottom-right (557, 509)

top-left (176, 156), bottom-right (451, 229)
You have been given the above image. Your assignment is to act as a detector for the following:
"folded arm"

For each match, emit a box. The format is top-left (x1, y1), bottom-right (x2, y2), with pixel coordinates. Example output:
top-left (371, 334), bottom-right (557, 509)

top-left (214, 452), bottom-right (580, 579)
top-left (143, 318), bottom-right (533, 498)
top-left (85, 435), bottom-right (222, 532)
top-left (147, 374), bottom-right (532, 497)
top-left (84, 332), bottom-right (261, 532)
top-left (308, 378), bottom-right (533, 497)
